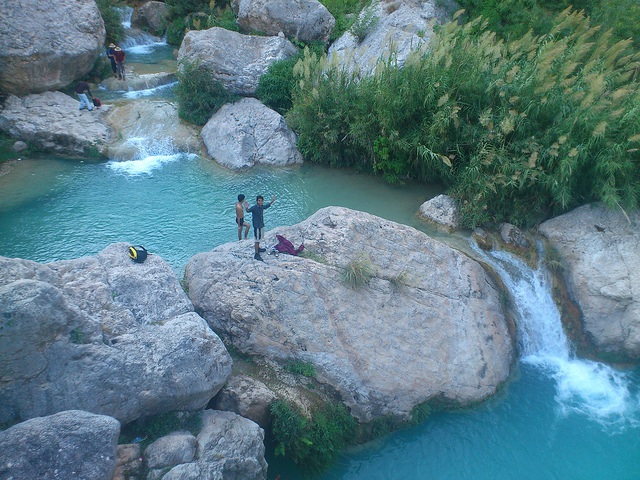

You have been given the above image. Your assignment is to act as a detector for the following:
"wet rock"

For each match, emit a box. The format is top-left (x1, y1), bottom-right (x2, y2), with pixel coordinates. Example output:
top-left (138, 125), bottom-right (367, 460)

top-left (539, 204), bottom-right (640, 359)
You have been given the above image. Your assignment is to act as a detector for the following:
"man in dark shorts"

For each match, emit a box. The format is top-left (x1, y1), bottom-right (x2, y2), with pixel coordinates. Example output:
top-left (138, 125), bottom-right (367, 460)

top-left (245, 194), bottom-right (276, 261)
top-left (235, 194), bottom-right (250, 240)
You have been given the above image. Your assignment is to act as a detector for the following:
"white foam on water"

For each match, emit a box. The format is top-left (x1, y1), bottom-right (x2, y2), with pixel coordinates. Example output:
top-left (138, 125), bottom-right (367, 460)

top-left (123, 82), bottom-right (177, 99)
top-left (474, 243), bottom-right (639, 428)
top-left (107, 153), bottom-right (185, 175)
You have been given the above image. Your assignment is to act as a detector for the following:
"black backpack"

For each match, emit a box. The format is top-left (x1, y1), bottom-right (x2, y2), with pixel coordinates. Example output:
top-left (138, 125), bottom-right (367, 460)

top-left (128, 245), bottom-right (148, 263)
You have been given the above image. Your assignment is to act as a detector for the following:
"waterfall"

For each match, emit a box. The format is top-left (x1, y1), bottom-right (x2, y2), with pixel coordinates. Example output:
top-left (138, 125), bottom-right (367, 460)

top-left (474, 244), bottom-right (639, 427)
top-left (117, 6), bottom-right (166, 50)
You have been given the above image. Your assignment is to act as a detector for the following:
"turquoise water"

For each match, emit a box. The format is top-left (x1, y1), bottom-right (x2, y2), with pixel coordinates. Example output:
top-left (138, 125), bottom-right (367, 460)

top-left (2, 31), bottom-right (639, 480)
top-left (0, 155), bottom-right (435, 272)
top-left (2, 154), bottom-right (639, 480)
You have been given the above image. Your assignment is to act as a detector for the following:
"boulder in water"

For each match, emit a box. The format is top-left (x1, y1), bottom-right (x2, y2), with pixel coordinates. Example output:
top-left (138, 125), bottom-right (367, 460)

top-left (201, 97), bottom-right (302, 169)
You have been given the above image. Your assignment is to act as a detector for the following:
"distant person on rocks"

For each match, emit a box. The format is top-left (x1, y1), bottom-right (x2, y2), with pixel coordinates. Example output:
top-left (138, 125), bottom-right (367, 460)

top-left (74, 81), bottom-right (94, 111)
top-left (114, 46), bottom-right (126, 80)
top-left (245, 194), bottom-right (276, 261)
top-left (235, 194), bottom-right (250, 240)
top-left (106, 43), bottom-right (117, 77)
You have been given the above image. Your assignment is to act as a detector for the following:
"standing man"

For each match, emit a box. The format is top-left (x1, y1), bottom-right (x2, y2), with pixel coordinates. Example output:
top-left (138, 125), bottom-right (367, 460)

top-left (74, 81), bottom-right (94, 111)
top-left (235, 194), bottom-right (250, 240)
top-left (114, 46), bottom-right (126, 80)
top-left (106, 43), bottom-right (117, 77)
top-left (245, 194), bottom-right (276, 261)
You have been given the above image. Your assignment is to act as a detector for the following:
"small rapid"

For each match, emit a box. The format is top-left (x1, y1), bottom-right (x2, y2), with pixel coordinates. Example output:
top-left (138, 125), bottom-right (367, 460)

top-left (475, 245), bottom-right (639, 428)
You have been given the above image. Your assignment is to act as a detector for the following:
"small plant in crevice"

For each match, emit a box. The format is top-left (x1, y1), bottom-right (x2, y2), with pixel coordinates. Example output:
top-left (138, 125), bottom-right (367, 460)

top-left (284, 360), bottom-right (317, 378)
top-left (388, 269), bottom-right (410, 289)
top-left (341, 252), bottom-right (375, 288)
top-left (543, 246), bottom-right (563, 272)
top-left (349, 1), bottom-right (379, 42)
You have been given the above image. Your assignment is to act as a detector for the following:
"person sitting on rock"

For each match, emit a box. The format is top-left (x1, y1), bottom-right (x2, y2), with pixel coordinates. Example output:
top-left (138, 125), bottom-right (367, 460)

top-left (74, 81), bottom-right (94, 111)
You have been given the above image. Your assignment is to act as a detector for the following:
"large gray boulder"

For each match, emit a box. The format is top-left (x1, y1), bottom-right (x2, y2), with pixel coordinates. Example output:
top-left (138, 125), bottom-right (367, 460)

top-left (152, 410), bottom-right (268, 480)
top-left (0, 243), bottom-right (232, 425)
top-left (177, 27), bottom-right (298, 95)
top-left (539, 204), bottom-right (640, 360)
top-left (185, 207), bottom-right (514, 421)
top-left (201, 97), bottom-right (302, 169)
top-left (328, 0), bottom-right (439, 77)
top-left (0, 410), bottom-right (120, 480)
top-left (231, 0), bottom-right (335, 43)
top-left (0, 91), bottom-right (115, 157)
top-left (132, 0), bottom-right (168, 37)
top-left (0, 0), bottom-right (106, 95)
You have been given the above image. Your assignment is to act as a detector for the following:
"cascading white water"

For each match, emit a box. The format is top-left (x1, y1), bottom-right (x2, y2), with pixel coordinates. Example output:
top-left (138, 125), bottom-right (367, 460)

top-left (474, 244), bottom-right (638, 427)
top-left (117, 6), bottom-right (166, 49)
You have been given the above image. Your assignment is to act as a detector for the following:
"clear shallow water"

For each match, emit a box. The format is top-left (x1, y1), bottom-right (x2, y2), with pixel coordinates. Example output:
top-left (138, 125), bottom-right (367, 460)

top-left (0, 155), bottom-right (435, 273)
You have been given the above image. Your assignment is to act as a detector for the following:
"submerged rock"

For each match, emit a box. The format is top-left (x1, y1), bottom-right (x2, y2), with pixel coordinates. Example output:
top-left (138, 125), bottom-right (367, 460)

top-left (185, 206), bottom-right (514, 421)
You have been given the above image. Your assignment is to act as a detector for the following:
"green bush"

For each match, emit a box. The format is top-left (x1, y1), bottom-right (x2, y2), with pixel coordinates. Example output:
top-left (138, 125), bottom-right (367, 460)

top-left (321, 0), bottom-right (368, 41)
top-left (175, 60), bottom-right (236, 125)
top-left (284, 360), bottom-right (317, 378)
top-left (164, 0), bottom-right (236, 46)
top-left (96, 0), bottom-right (125, 44)
top-left (349, 2), bottom-right (379, 42)
top-left (288, 9), bottom-right (640, 228)
top-left (255, 55), bottom-right (303, 114)
top-left (270, 400), bottom-right (357, 475)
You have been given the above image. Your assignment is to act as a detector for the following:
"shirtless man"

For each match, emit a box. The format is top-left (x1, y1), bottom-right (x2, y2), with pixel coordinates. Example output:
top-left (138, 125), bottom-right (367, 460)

top-left (235, 194), bottom-right (250, 240)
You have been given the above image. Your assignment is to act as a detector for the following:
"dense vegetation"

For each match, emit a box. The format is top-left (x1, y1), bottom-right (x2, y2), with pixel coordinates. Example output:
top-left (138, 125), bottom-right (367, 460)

top-left (169, 0), bottom-right (640, 228)
top-left (96, 0), bottom-right (125, 44)
top-left (175, 60), bottom-right (237, 125)
top-left (457, 0), bottom-right (640, 47)
top-left (270, 400), bottom-right (357, 476)
top-left (286, 9), bottom-right (640, 228)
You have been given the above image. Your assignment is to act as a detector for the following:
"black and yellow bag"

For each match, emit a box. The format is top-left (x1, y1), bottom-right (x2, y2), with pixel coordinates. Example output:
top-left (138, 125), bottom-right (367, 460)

top-left (128, 245), bottom-right (148, 263)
